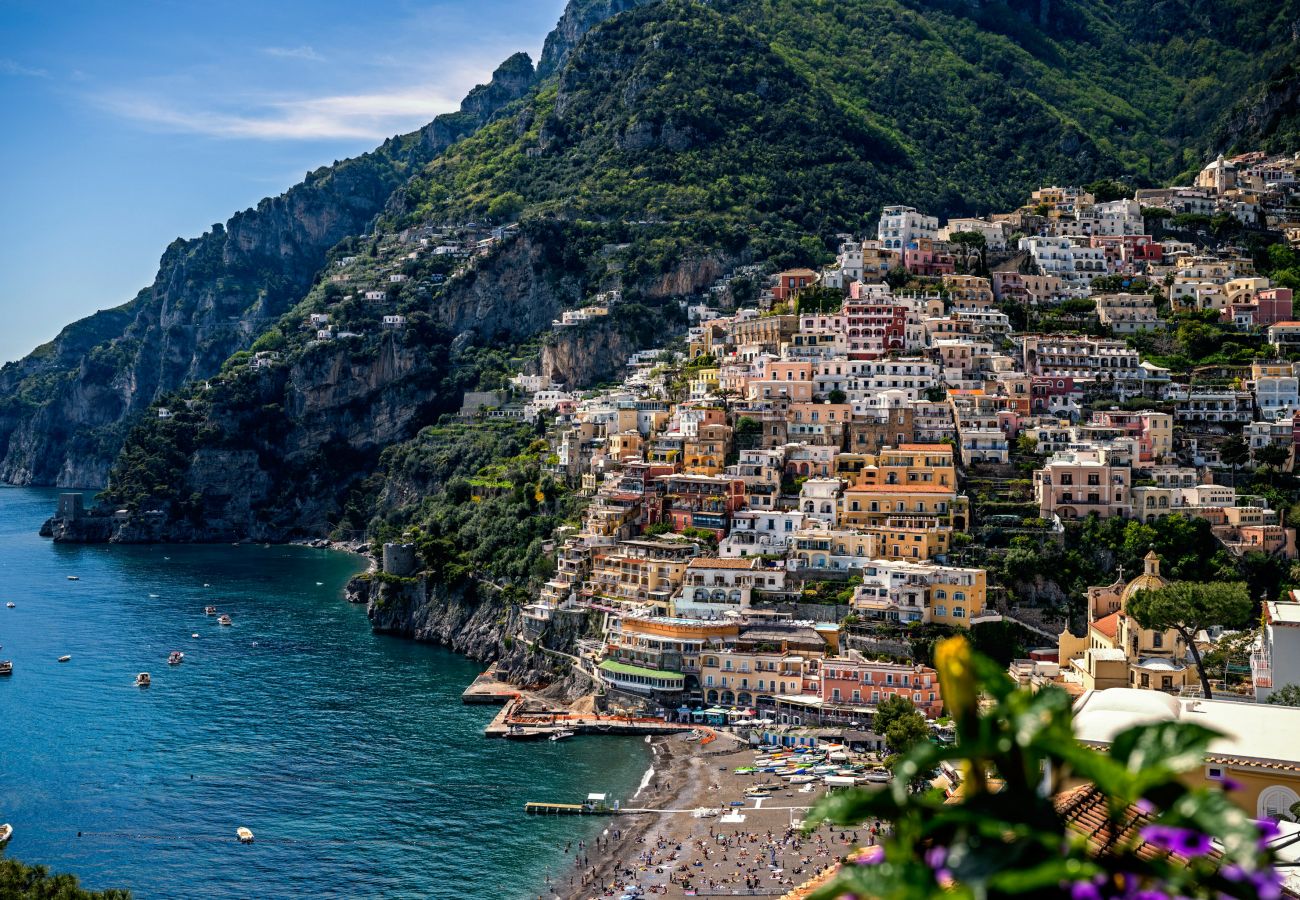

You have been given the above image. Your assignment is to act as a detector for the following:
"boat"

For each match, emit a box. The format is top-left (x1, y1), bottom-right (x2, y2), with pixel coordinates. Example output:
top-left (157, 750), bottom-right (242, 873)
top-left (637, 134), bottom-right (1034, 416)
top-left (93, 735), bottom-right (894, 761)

top-left (236, 827), bottom-right (254, 844)
top-left (0, 823), bottom-right (11, 844)
top-left (58, 655), bottom-right (71, 663)
top-left (549, 730), bottom-right (574, 742)
top-left (191, 633), bottom-right (200, 639)
top-left (218, 615), bottom-right (232, 626)
top-left (0, 661), bottom-right (12, 676)
top-left (205, 606), bottom-right (217, 615)
top-left (733, 766), bottom-right (757, 775)
top-left (5, 602), bottom-right (12, 608)
top-left (168, 651), bottom-right (184, 665)
top-left (135, 672), bottom-right (151, 687)
top-left (67, 576), bottom-right (79, 581)
top-left (785, 774), bottom-right (818, 785)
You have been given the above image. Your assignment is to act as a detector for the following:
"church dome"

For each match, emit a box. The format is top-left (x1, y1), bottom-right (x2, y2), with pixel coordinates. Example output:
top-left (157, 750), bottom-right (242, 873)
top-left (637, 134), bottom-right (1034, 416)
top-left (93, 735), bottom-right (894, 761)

top-left (1121, 550), bottom-right (1167, 603)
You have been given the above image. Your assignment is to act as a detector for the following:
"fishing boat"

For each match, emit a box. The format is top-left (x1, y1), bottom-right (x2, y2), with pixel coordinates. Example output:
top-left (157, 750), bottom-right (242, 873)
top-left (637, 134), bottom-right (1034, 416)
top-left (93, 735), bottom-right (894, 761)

top-left (67, 576), bottom-right (79, 581)
top-left (236, 827), bottom-right (254, 844)
top-left (785, 774), bottom-right (818, 785)
top-left (218, 615), bottom-right (232, 626)
top-left (0, 661), bottom-right (12, 676)
top-left (58, 655), bottom-right (71, 663)
top-left (0, 823), bottom-right (11, 844)
top-left (205, 606), bottom-right (217, 615)
top-left (549, 730), bottom-right (574, 742)
top-left (168, 651), bottom-right (184, 665)
top-left (135, 672), bottom-right (151, 687)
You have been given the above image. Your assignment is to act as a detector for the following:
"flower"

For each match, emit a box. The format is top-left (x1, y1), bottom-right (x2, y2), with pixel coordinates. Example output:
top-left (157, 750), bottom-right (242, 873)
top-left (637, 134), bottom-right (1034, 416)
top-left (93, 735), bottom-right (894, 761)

top-left (849, 846), bottom-right (884, 866)
top-left (934, 637), bottom-right (977, 722)
top-left (1138, 824), bottom-right (1213, 857)
top-left (924, 847), bottom-right (947, 871)
top-left (1069, 881), bottom-right (1102, 900)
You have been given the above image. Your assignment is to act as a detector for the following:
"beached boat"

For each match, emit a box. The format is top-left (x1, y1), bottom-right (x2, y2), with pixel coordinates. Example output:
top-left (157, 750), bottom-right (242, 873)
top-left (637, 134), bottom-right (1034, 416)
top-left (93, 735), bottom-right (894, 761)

top-left (0, 661), bottom-right (12, 676)
top-left (0, 823), bottom-right (11, 843)
top-left (218, 615), bottom-right (232, 626)
top-left (58, 655), bottom-right (71, 663)
top-left (860, 769), bottom-right (892, 784)
top-left (237, 827), bottom-right (254, 844)
top-left (135, 672), bottom-right (151, 687)
top-left (549, 730), bottom-right (574, 742)
top-left (205, 606), bottom-right (217, 615)
top-left (168, 651), bottom-right (184, 665)
top-left (733, 766), bottom-right (757, 775)
top-left (785, 774), bottom-right (818, 784)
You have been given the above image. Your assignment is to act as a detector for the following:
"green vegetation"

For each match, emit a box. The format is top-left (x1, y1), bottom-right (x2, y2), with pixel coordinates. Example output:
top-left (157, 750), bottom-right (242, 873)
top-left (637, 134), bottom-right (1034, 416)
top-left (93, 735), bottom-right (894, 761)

top-left (0, 859), bottom-right (130, 899)
top-left (873, 694), bottom-right (931, 757)
top-left (1128, 582), bottom-right (1253, 699)
top-left (810, 637), bottom-right (1284, 899)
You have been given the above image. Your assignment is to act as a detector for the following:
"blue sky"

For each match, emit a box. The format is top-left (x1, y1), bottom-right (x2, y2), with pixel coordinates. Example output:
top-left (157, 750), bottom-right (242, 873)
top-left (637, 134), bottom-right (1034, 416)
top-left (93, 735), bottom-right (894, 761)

top-left (0, 0), bottom-right (568, 364)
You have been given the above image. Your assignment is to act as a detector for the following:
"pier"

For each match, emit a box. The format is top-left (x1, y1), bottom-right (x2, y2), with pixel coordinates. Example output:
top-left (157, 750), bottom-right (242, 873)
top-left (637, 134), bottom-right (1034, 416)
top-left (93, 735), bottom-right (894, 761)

top-left (460, 665), bottom-right (520, 704)
top-left (484, 696), bottom-right (704, 740)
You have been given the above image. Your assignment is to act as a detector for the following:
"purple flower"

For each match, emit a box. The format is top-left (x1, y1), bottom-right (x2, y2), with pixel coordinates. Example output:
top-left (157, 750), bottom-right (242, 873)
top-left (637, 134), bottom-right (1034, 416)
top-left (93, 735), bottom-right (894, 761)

top-left (1135, 798), bottom-right (1158, 815)
top-left (1251, 869), bottom-right (1285, 900)
top-left (1069, 882), bottom-right (1102, 900)
top-left (924, 846), bottom-right (947, 871)
top-left (1256, 819), bottom-right (1282, 846)
top-left (849, 845), bottom-right (883, 866)
top-left (1220, 776), bottom-right (1244, 793)
top-left (1139, 824), bottom-right (1213, 857)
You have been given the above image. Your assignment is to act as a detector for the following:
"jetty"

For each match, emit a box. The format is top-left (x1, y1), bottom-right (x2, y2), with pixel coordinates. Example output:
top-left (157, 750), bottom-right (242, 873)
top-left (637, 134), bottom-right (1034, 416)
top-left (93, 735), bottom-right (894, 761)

top-left (460, 665), bottom-right (519, 705)
top-left (484, 695), bottom-right (705, 741)
top-left (525, 793), bottom-right (616, 816)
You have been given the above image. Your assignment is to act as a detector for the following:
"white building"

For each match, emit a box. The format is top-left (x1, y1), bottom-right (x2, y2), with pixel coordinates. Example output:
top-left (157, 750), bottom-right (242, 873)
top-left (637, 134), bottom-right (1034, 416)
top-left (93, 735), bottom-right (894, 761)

top-left (878, 205), bottom-right (938, 252)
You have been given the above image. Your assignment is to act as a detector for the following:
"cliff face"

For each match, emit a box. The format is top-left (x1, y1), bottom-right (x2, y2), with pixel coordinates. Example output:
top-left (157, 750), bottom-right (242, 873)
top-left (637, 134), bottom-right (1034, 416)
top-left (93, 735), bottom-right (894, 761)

top-left (0, 53), bottom-right (541, 490)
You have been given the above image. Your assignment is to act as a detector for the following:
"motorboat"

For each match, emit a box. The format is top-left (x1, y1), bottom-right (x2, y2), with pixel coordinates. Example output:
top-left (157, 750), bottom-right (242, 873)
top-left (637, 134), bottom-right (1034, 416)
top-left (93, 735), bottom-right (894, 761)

top-left (5, 602), bottom-right (13, 608)
top-left (168, 651), bottom-right (184, 665)
top-left (549, 730), bottom-right (574, 742)
top-left (0, 661), bottom-right (12, 676)
top-left (135, 672), bottom-right (151, 687)
top-left (218, 615), bottom-right (232, 626)
top-left (58, 655), bottom-right (71, 663)
top-left (67, 576), bottom-right (79, 581)
top-left (237, 827), bottom-right (254, 844)
top-left (192, 633), bottom-right (200, 639)
top-left (785, 774), bottom-right (818, 785)
top-left (0, 823), bottom-right (11, 844)
top-left (205, 606), bottom-right (217, 615)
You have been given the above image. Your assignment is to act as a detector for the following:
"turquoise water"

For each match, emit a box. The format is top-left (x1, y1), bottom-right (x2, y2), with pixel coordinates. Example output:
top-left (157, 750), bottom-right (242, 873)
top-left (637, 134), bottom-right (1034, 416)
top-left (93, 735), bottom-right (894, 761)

top-left (0, 487), bottom-right (649, 898)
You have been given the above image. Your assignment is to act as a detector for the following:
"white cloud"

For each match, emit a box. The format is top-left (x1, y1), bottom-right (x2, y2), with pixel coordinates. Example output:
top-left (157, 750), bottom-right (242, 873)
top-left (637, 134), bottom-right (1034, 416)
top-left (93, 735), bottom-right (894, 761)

top-left (0, 59), bottom-right (49, 78)
top-left (263, 45), bottom-right (325, 63)
top-left (91, 85), bottom-right (465, 140)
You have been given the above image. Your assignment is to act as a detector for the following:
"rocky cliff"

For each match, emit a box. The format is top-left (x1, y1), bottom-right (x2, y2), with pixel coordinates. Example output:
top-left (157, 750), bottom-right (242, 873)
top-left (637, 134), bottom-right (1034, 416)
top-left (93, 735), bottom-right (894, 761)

top-left (0, 47), bottom-right (545, 489)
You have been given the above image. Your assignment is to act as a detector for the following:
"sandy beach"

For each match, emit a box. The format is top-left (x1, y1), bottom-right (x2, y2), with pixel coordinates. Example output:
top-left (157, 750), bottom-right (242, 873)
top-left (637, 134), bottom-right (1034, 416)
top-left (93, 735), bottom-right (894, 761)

top-left (536, 733), bottom-right (872, 899)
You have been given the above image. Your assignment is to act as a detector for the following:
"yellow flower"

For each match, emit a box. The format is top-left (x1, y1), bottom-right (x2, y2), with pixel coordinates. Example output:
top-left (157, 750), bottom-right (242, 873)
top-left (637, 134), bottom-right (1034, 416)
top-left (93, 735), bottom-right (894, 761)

top-left (935, 636), bottom-right (976, 722)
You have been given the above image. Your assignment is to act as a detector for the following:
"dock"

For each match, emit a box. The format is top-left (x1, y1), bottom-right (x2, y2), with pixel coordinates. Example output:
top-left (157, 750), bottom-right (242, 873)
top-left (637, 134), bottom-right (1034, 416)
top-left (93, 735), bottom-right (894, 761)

top-left (484, 696), bottom-right (704, 740)
top-left (461, 665), bottom-right (520, 705)
top-left (524, 802), bottom-right (611, 816)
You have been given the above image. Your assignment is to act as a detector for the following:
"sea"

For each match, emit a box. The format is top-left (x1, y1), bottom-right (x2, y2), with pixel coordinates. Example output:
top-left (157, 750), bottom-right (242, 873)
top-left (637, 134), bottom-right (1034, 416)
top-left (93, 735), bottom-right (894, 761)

top-left (0, 486), bottom-right (651, 899)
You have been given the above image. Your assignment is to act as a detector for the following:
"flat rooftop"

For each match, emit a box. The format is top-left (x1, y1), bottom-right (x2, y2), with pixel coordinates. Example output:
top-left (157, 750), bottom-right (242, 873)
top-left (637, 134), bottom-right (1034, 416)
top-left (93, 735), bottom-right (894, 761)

top-left (1074, 688), bottom-right (1300, 766)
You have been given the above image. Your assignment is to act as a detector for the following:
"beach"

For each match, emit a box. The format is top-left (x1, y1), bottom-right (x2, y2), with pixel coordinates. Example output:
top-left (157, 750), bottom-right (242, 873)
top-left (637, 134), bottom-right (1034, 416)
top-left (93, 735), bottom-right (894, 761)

top-left (541, 734), bottom-right (873, 899)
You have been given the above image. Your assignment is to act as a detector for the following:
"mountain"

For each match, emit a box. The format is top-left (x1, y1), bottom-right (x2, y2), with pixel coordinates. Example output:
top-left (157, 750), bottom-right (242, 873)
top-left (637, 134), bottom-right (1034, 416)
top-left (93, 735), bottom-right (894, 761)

top-left (21, 0), bottom-right (1300, 538)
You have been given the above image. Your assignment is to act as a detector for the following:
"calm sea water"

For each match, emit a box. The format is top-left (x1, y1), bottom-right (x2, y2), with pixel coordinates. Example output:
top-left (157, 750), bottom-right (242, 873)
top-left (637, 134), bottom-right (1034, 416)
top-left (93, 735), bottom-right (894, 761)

top-left (0, 486), bottom-right (649, 899)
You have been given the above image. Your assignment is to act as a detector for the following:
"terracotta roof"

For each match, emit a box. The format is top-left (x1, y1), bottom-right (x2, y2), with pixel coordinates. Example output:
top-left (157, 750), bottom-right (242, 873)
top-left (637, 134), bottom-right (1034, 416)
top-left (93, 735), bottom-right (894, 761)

top-left (1205, 754), bottom-right (1300, 773)
top-left (1090, 611), bottom-right (1121, 640)
top-left (686, 557), bottom-right (760, 570)
top-left (1056, 784), bottom-right (1205, 864)
top-left (844, 483), bottom-right (957, 494)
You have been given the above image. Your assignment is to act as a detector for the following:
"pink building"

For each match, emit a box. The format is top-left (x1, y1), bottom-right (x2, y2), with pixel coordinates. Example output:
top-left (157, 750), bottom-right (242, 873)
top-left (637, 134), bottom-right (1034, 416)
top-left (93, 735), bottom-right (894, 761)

top-left (1257, 288), bottom-right (1294, 326)
top-left (819, 659), bottom-right (943, 718)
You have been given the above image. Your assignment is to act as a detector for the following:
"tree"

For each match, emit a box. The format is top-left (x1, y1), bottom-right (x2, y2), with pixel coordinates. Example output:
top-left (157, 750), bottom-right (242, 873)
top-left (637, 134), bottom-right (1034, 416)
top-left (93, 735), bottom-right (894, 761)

top-left (1267, 684), bottom-right (1300, 707)
top-left (1220, 435), bottom-right (1250, 484)
top-left (1254, 443), bottom-right (1290, 471)
top-left (827, 388), bottom-right (847, 404)
top-left (0, 859), bottom-right (131, 899)
top-left (1127, 581), bottom-right (1253, 699)
top-left (874, 694), bottom-right (930, 756)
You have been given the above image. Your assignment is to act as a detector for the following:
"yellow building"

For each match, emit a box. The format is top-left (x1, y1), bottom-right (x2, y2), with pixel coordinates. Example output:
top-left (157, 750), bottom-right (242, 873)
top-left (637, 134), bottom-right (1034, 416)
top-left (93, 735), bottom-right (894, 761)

top-left (1057, 552), bottom-right (1194, 694)
top-left (682, 423), bottom-right (733, 476)
top-left (582, 538), bottom-right (699, 610)
top-left (606, 431), bottom-right (645, 463)
top-left (699, 649), bottom-right (809, 708)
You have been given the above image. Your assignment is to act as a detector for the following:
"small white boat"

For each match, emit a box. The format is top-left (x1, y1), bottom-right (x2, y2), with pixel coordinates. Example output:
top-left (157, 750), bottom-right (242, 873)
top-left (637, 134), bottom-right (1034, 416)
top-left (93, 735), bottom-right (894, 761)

top-left (0, 661), bottom-right (12, 676)
top-left (191, 633), bottom-right (200, 639)
top-left (0, 823), bottom-right (12, 843)
top-left (205, 606), bottom-right (217, 615)
top-left (67, 576), bottom-right (79, 581)
top-left (549, 730), bottom-right (575, 742)
top-left (58, 655), bottom-right (71, 663)
top-left (236, 827), bottom-right (254, 844)
top-left (136, 672), bottom-right (151, 687)
top-left (218, 615), bottom-right (232, 626)
top-left (168, 651), bottom-right (184, 665)
top-left (785, 774), bottom-right (818, 785)
top-left (5, 602), bottom-right (13, 609)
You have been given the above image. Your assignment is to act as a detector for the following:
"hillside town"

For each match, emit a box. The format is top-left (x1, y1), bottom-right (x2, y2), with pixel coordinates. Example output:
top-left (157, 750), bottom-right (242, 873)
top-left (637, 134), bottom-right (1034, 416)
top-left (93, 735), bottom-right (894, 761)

top-left (405, 152), bottom-right (1300, 828)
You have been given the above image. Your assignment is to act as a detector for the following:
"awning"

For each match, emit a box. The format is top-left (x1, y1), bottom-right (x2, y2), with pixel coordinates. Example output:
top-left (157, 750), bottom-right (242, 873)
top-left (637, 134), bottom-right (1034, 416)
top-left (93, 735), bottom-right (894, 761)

top-left (598, 660), bottom-right (685, 682)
